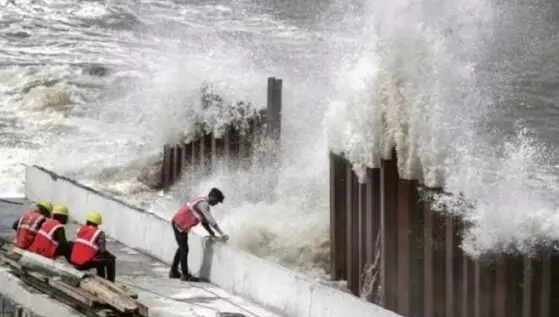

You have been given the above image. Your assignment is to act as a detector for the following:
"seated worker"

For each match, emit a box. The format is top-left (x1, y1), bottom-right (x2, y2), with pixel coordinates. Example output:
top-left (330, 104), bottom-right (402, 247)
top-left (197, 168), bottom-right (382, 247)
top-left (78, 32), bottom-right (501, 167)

top-left (28, 205), bottom-right (73, 262)
top-left (170, 187), bottom-right (228, 281)
top-left (71, 211), bottom-right (116, 282)
top-left (13, 200), bottom-right (53, 249)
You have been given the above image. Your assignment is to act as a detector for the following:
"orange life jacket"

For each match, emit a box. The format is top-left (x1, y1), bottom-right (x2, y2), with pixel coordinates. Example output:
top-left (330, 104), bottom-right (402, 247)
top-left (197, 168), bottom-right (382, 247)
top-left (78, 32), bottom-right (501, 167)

top-left (28, 219), bottom-right (63, 259)
top-left (15, 209), bottom-right (46, 249)
top-left (171, 197), bottom-right (207, 232)
top-left (71, 225), bottom-right (102, 266)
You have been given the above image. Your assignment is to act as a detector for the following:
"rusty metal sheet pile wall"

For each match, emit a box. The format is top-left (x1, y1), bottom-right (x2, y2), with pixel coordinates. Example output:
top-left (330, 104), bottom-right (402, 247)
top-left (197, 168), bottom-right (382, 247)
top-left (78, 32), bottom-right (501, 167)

top-left (329, 152), bottom-right (559, 317)
top-left (160, 77), bottom-right (282, 191)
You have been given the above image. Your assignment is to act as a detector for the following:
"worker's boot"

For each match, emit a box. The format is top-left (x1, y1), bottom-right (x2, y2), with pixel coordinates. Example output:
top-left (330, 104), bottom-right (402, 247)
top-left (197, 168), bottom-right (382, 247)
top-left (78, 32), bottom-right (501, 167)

top-left (181, 274), bottom-right (200, 282)
top-left (169, 270), bottom-right (181, 279)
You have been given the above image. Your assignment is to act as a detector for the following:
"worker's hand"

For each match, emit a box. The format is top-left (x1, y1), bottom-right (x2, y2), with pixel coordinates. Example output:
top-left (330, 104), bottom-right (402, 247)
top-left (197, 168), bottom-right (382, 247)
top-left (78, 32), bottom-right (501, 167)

top-left (220, 234), bottom-right (229, 242)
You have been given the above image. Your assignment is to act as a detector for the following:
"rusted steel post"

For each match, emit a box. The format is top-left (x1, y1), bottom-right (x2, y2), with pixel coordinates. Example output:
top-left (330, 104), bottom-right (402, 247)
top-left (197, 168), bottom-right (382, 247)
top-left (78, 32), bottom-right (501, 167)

top-left (358, 180), bottom-right (367, 294)
top-left (366, 168), bottom-right (380, 267)
top-left (191, 138), bottom-right (198, 165)
top-left (223, 128), bottom-right (231, 163)
top-left (396, 179), bottom-right (415, 316)
top-left (237, 132), bottom-right (248, 170)
top-left (202, 134), bottom-right (208, 170)
top-left (183, 142), bottom-right (192, 166)
top-left (446, 215), bottom-right (464, 317)
top-left (504, 256), bottom-right (524, 317)
top-left (522, 256), bottom-right (533, 317)
top-left (423, 194), bottom-right (434, 317)
top-left (229, 128), bottom-right (240, 168)
top-left (203, 133), bottom-right (213, 173)
top-left (168, 146), bottom-right (176, 185)
top-left (495, 257), bottom-right (507, 317)
top-left (426, 192), bottom-right (448, 317)
top-left (478, 258), bottom-right (496, 317)
top-left (540, 251), bottom-right (551, 317)
top-left (462, 255), bottom-right (476, 317)
top-left (266, 77), bottom-right (282, 141)
top-left (445, 215), bottom-right (454, 317)
top-left (380, 151), bottom-right (398, 310)
top-left (161, 145), bottom-right (170, 191)
top-left (175, 144), bottom-right (183, 179)
top-left (211, 133), bottom-right (217, 169)
top-left (266, 77), bottom-right (282, 194)
top-left (329, 152), bottom-right (347, 280)
top-left (549, 252), bottom-right (559, 317)
top-left (346, 161), bottom-right (360, 295)
top-left (409, 185), bottom-right (425, 317)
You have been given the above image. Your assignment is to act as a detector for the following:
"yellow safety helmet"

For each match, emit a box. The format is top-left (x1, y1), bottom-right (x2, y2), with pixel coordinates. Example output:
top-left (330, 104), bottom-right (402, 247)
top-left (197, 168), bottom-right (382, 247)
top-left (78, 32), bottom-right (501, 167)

top-left (52, 205), bottom-right (69, 217)
top-left (86, 211), bottom-right (102, 225)
top-left (38, 200), bottom-right (53, 214)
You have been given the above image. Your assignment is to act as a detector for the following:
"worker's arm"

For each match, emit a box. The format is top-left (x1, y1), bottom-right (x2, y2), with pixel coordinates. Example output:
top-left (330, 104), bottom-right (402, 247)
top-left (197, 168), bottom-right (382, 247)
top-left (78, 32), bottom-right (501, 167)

top-left (201, 221), bottom-right (215, 237)
top-left (96, 231), bottom-right (107, 253)
top-left (194, 202), bottom-right (226, 237)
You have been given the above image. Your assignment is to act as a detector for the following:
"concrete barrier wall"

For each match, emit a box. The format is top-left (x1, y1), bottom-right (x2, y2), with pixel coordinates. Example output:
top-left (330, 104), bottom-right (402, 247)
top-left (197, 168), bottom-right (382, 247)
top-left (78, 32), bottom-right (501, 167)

top-left (25, 165), bottom-right (403, 317)
top-left (0, 268), bottom-right (84, 317)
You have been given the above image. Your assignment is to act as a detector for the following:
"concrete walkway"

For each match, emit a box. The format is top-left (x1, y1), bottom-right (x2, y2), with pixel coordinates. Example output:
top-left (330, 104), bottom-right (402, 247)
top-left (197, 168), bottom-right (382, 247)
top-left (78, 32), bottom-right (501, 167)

top-left (0, 198), bottom-right (284, 317)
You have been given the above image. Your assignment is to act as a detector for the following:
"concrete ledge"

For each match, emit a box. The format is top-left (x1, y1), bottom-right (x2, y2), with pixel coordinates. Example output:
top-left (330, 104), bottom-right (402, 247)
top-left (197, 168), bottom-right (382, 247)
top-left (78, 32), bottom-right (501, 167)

top-left (25, 165), bottom-right (403, 317)
top-left (0, 267), bottom-right (84, 317)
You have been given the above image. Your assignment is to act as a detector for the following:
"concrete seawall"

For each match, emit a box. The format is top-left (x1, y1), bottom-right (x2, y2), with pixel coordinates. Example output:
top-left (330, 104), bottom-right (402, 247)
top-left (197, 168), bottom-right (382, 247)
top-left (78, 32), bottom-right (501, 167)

top-left (25, 165), bottom-right (403, 317)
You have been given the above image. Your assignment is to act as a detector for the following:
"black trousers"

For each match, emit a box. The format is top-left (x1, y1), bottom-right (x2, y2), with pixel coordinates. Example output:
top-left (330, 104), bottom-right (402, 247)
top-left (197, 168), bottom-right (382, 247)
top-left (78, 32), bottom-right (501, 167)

top-left (55, 241), bottom-right (73, 262)
top-left (170, 223), bottom-right (189, 276)
top-left (76, 251), bottom-right (116, 282)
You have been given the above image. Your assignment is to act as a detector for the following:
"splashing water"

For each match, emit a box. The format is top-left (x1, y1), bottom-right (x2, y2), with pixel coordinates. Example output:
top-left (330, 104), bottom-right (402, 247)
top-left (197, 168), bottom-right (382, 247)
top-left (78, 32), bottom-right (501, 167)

top-left (325, 0), bottom-right (559, 257)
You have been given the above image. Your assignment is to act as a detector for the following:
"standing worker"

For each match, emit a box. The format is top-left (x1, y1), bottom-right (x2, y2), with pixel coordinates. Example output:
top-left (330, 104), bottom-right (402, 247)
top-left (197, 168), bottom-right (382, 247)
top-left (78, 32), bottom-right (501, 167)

top-left (28, 205), bottom-right (73, 262)
top-left (170, 188), bottom-right (229, 281)
top-left (71, 211), bottom-right (116, 282)
top-left (13, 200), bottom-right (53, 249)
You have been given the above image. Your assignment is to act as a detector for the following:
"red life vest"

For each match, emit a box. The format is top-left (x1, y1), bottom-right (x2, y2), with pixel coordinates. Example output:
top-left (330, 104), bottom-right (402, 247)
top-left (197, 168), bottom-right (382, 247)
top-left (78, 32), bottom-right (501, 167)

top-left (28, 219), bottom-right (63, 259)
top-left (172, 197), bottom-right (208, 232)
top-left (71, 225), bottom-right (102, 266)
top-left (15, 209), bottom-right (46, 249)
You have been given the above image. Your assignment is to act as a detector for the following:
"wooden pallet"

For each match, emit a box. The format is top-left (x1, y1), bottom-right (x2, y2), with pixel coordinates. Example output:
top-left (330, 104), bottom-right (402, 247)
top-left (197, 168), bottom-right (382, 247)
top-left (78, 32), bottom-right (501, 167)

top-left (0, 239), bottom-right (148, 317)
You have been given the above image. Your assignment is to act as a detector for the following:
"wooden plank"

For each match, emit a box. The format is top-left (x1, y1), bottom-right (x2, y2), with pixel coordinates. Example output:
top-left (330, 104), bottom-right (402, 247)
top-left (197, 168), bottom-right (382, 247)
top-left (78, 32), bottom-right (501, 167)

top-left (1, 254), bottom-right (23, 270)
top-left (92, 275), bottom-right (138, 299)
top-left (19, 273), bottom-right (100, 317)
top-left (80, 278), bottom-right (138, 313)
top-left (48, 278), bottom-right (98, 307)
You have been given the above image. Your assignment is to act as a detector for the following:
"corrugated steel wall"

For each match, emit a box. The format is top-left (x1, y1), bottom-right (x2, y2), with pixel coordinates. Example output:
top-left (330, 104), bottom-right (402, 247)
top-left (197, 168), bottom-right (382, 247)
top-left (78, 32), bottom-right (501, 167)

top-left (330, 151), bottom-right (559, 317)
